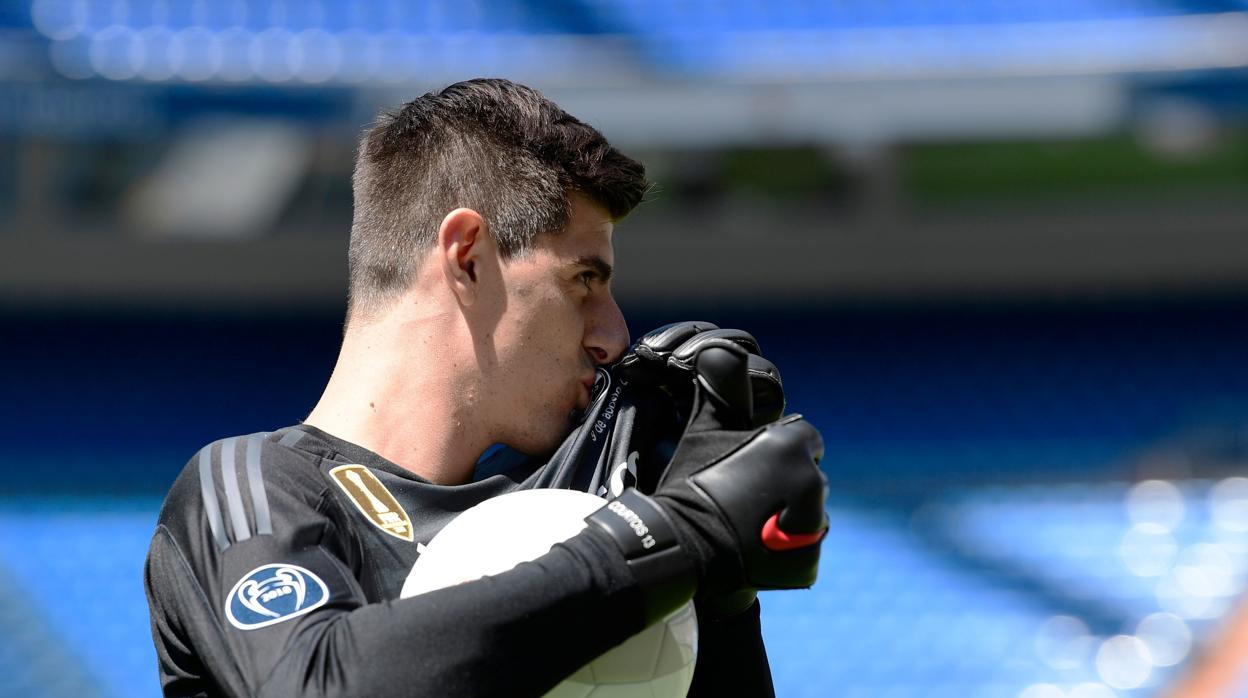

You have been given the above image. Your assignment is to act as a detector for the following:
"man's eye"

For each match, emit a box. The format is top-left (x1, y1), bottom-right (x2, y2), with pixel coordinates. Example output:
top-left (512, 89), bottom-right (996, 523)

top-left (578, 272), bottom-right (595, 289)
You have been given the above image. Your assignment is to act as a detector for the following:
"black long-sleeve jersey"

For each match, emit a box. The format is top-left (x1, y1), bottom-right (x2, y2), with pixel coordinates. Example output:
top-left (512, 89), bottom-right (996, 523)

top-left (144, 423), bottom-right (774, 697)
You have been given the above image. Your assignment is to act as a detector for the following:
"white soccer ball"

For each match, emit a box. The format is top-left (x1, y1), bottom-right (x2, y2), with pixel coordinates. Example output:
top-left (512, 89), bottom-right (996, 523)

top-left (401, 489), bottom-right (698, 698)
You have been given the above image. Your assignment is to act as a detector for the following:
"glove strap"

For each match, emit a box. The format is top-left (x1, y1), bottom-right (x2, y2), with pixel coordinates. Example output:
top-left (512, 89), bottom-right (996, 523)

top-left (586, 489), bottom-right (696, 625)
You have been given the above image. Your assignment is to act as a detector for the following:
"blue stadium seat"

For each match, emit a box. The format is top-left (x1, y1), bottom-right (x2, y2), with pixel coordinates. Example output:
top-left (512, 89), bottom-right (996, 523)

top-left (0, 498), bottom-right (163, 698)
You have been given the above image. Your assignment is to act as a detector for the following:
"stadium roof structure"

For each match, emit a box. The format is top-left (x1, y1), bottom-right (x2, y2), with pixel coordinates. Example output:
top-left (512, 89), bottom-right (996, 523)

top-left (2, 0), bottom-right (1244, 86)
top-left (0, 0), bottom-right (1243, 148)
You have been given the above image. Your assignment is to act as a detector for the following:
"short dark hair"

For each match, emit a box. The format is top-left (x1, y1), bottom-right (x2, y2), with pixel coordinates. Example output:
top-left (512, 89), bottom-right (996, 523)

top-left (347, 78), bottom-right (648, 318)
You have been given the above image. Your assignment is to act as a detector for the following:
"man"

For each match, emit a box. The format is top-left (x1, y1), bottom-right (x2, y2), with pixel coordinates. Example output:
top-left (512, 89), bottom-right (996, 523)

top-left (145, 78), bottom-right (826, 697)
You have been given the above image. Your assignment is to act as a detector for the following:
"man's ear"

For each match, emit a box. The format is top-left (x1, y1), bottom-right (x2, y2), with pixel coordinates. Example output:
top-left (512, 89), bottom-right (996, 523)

top-left (437, 208), bottom-right (489, 307)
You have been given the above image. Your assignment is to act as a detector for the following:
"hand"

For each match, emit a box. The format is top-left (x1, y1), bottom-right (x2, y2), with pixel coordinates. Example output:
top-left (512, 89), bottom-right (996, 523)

top-left (653, 342), bottom-right (826, 590)
top-left (540, 321), bottom-right (785, 500)
top-left (616, 321), bottom-right (786, 427)
top-left (586, 341), bottom-right (827, 623)
top-left (620, 323), bottom-right (807, 617)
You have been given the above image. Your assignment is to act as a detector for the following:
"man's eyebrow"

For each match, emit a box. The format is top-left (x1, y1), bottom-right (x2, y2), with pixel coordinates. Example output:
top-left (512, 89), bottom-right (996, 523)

top-left (574, 256), bottom-right (614, 283)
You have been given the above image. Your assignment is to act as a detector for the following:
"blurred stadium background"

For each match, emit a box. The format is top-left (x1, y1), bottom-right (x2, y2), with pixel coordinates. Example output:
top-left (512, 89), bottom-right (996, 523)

top-left (2, 1), bottom-right (1248, 697)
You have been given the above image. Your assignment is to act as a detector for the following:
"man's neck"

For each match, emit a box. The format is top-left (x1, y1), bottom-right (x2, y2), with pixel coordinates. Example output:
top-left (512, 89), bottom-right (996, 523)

top-left (303, 312), bottom-right (489, 485)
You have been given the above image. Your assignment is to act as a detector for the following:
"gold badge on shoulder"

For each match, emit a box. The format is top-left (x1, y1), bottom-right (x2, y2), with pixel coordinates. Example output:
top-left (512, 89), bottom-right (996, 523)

top-left (328, 465), bottom-right (415, 542)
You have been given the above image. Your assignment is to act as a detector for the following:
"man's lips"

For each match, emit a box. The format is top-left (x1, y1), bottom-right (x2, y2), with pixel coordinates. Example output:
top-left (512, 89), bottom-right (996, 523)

top-left (576, 373), bottom-right (596, 411)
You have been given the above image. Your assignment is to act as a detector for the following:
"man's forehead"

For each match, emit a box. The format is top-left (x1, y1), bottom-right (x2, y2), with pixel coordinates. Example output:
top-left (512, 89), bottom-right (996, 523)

top-left (570, 196), bottom-right (613, 236)
top-left (547, 197), bottom-right (615, 261)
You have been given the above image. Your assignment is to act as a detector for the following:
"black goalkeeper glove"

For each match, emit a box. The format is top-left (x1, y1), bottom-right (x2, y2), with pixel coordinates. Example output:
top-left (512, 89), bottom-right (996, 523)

top-left (615, 321), bottom-right (786, 428)
top-left (537, 321), bottom-right (785, 500)
top-left (618, 321), bottom-right (807, 618)
top-left (584, 339), bottom-right (827, 625)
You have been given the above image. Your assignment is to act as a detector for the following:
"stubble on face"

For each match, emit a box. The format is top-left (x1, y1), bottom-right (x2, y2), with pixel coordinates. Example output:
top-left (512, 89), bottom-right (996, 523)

top-left (482, 196), bottom-right (617, 456)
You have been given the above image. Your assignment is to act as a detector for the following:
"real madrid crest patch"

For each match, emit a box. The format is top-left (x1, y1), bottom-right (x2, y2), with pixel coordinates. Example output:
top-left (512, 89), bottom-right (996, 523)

top-left (225, 563), bottom-right (328, 630)
top-left (328, 464), bottom-right (415, 542)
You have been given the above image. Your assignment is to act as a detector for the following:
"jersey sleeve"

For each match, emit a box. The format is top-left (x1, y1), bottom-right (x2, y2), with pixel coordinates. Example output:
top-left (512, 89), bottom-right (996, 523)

top-left (145, 438), bottom-right (650, 698)
top-left (688, 598), bottom-right (775, 697)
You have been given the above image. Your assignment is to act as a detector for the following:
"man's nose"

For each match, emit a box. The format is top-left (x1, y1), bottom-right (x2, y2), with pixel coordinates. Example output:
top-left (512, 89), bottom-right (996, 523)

top-left (585, 294), bottom-right (630, 365)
